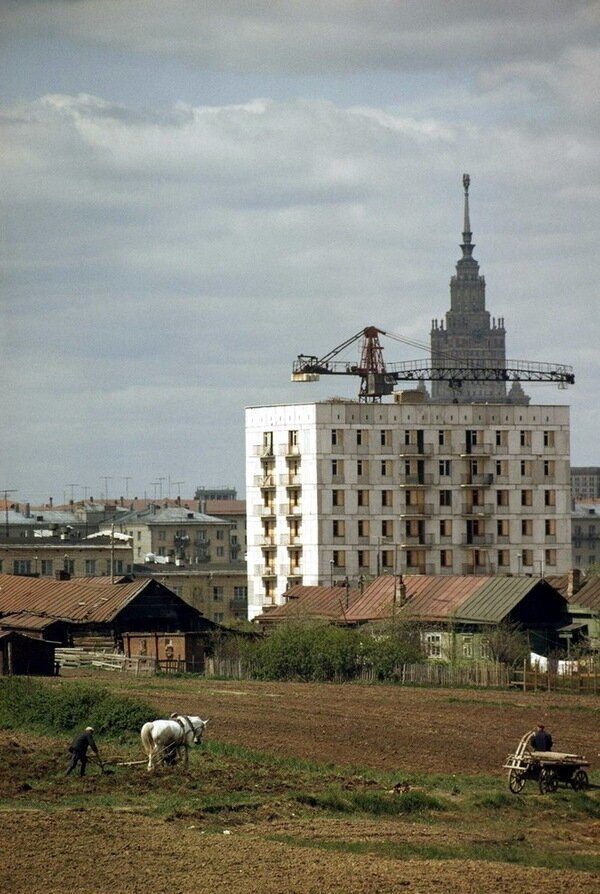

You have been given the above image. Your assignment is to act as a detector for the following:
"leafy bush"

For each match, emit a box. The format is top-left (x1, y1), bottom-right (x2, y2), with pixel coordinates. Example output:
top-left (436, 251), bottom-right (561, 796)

top-left (0, 678), bottom-right (153, 736)
top-left (249, 622), bottom-right (361, 682)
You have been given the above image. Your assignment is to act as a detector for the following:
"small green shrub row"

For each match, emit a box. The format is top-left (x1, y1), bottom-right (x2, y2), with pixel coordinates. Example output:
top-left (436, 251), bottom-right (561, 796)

top-left (242, 621), bottom-right (423, 682)
top-left (0, 677), bottom-right (153, 736)
top-left (297, 786), bottom-right (444, 816)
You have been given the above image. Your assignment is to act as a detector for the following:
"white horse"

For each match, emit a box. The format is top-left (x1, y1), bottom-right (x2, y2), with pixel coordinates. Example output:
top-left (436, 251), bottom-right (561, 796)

top-left (140, 714), bottom-right (208, 771)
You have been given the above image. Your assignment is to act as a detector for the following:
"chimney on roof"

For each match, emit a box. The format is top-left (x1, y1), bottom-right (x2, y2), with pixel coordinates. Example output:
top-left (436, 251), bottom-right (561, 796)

top-left (176, 495), bottom-right (181, 506)
top-left (25, 503), bottom-right (31, 518)
top-left (15, 502), bottom-right (20, 513)
top-left (567, 569), bottom-right (582, 598)
top-left (394, 574), bottom-right (407, 606)
top-left (120, 495), bottom-right (124, 506)
top-left (49, 497), bottom-right (53, 508)
top-left (69, 499), bottom-right (74, 507)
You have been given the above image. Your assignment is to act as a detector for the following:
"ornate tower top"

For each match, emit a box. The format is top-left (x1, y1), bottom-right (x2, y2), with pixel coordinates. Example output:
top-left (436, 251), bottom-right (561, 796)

top-left (461, 172), bottom-right (474, 260)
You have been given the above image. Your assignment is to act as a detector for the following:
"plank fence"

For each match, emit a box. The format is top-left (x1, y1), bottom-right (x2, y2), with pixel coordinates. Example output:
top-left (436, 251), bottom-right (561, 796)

top-left (54, 649), bottom-right (600, 692)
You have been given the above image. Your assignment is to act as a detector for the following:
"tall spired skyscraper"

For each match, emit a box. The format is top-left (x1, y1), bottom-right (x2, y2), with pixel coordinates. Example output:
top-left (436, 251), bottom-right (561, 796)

top-left (430, 175), bottom-right (526, 404)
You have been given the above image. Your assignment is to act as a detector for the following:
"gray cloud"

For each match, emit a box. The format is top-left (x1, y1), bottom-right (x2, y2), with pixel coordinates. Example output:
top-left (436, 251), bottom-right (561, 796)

top-left (1, 89), bottom-right (598, 500)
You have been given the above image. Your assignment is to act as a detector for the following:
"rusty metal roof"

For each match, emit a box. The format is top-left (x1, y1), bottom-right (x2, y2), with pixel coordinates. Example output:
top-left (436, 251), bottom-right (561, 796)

top-left (346, 575), bottom-right (487, 623)
top-left (0, 574), bottom-right (153, 624)
top-left (0, 612), bottom-right (58, 630)
top-left (256, 585), bottom-right (361, 625)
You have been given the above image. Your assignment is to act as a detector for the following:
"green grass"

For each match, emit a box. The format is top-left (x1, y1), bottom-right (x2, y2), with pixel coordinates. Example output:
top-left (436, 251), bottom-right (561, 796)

top-left (265, 834), bottom-right (600, 873)
top-left (295, 787), bottom-right (445, 816)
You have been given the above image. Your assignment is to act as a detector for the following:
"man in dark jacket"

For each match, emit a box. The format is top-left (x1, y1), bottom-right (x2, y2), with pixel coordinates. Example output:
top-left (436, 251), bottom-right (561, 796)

top-left (531, 724), bottom-right (553, 752)
top-left (66, 726), bottom-right (101, 776)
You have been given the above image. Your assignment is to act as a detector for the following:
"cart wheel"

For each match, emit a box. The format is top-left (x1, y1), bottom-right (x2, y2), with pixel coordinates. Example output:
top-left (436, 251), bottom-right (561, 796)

top-left (539, 768), bottom-right (558, 794)
top-left (508, 769), bottom-right (526, 794)
top-left (571, 770), bottom-right (589, 791)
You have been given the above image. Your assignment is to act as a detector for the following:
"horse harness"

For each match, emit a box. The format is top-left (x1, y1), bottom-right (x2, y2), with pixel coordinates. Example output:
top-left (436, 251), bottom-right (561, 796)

top-left (173, 715), bottom-right (195, 746)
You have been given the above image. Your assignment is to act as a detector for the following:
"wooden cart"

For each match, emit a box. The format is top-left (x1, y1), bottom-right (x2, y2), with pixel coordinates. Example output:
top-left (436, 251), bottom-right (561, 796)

top-left (504, 730), bottom-right (590, 794)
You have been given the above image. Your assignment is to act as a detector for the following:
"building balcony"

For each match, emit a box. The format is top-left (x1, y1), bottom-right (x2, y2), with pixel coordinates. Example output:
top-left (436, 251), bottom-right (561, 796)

top-left (496, 534), bottom-right (511, 545)
top-left (398, 474), bottom-right (434, 487)
top-left (461, 564), bottom-right (490, 575)
top-left (459, 444), bottom-right (492, 457)
top-left (254, 564), bottom-right (277, 579)
top-left (252, 445), bottom-right (275, 458)
top-left (460, 474), bottom-right (494, 486)
top-left (461, 534), bottom-right (493, 546)
top-left (461, 503), bottom-right (494, 517)
top-left (255, 504), bottom-right (276, 518)
top-left (280, 473), bottom-right (301, 487)
top-left (399, 534), bottom-right (432, 547)
top-left (397, 444), bottom-right (432, 456)
top-left (279, 564), bottom-right (302, 577)
top-left (253, 534), bottom-right (276, 547)
top-left (284, 504), bottom-right (302, 517)
top-left (254, 474), bottom-right (276, 489)
top-left (405, 564), bottom-right (436, 575)
top-left (279, 444), bottom-right (301, 458)
top-left (398, 503), bottom-right (433, 517)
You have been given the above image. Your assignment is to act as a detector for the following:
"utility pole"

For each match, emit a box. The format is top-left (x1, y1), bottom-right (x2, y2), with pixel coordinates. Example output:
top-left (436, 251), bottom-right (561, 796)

top-left (123, 477), bottom-right (132, 499)
top-left (173, 481), bottom-right (185, 498)
top-left (1, 489), bottom-right (18, 538)
top-left (66, 483), bottom-right (79, 502)
top-left (157, 477), bottom-right (166, 499)
top-left (83, 486), bottom-right (90, 500)
top-left (150, 481), bottom-right (159, 500)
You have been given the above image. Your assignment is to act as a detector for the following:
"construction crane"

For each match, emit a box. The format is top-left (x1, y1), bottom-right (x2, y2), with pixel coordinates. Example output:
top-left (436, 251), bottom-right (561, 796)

top-left (292, 326), bottom-right (575, 402)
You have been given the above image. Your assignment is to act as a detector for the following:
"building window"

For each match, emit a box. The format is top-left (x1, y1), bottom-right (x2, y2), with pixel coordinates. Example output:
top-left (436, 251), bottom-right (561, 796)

top-left (288, 429), bottom-right (298, 448)
top-left (425, 633), bottom-right (442, 658)
top-left (440, 549), bottom-right (452, 568)
top-left (331, 459), bottom-right (342, 476)
top-left (332, 519), bottom-right (345, 538)
top-left (332, 550), bottom-right (345, 568)
top-left (545, 549), bottom-right (557, 566)
top-left (497, 519), bottom-right (509, 537)
top-left (358, 550), bottom-right (369, 568)
top-left (439, 460), bottom-right (451, 477)
top-left (158, 530), bottom-right (166, 541)
top-left (214, 612), bottom-right (224, 623)
top-left (381, 549), bottom-right (393, 569)
top-left (262, 431), bottom-right (274, 454)
top-left (13, 559), bottom-right (32, 575)
top-left (381, 490), bottom-right (392, 508)
top-left (356, 429), bottom-right (363, 446)
top-left (497, 489), bottom-right (509, 507)
top-left (380, 429), bottom-right (391, 447)
top-left (358, 519), bottom-right (369, 537)
top-left (84, 559), bottom-right (96, 576)
top-left (544, 489), bottom-right (556, 507)
top-left (213, 586), bottom-right (224, 601)
top-left (216, 546), bottom-right (224, 557)
top-left (497, 549), bottom-right (510, 567)
top-left (543, 430), bottom-right (555, 447)
top-left (234, 586), bottom-right (248, 599)
top-left (381, 460), bottom-right (390, 476)
top-left (137, 531), bottom-right (141, 541)
top-left (440, 490), bottom-right (452, 507)
top-left (544, 460), bottom-right (554, 477)
top-left (332, 489), bottom-right (344, 507)
top-left (357, 490), bottom-right (369, 507)
top-left (381, 519), bottom-right (393, 538)
top-left (440, 519), bottom-right (452, 537)
top-left (462, 637), bottom-right (473, 659)
top-left (545, 519), bottom-right (556, 537)
top-left (522, 549), bottom-right (533, 566)
top-left (480, 639), bottom-right (491, 660)
top-left (40, 559), bottom-right (53, 576)
top-left (438, 429), bottom-right (446, 447)
top-left (520, 430), bottom-right (531, 447)
top-left (521, 490), bottom-right (533, 506)
top-left (331, 429), bottom-right (342, 447)
top-left (521, 519), bottom-right (533, 536)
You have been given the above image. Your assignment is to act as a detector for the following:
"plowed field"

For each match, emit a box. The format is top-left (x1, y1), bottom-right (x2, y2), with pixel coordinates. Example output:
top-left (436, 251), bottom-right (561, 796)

top-left (1, 675), bottom-right (598, 894)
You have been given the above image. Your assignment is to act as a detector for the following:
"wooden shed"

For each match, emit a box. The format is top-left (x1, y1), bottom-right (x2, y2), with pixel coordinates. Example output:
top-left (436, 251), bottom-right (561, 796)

top-left (0, 631), bottom-right (57, 676)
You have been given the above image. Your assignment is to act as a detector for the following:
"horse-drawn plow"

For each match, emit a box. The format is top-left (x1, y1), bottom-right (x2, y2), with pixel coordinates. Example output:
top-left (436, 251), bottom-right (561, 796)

top-left (504, 730), bottom-right (591, 795)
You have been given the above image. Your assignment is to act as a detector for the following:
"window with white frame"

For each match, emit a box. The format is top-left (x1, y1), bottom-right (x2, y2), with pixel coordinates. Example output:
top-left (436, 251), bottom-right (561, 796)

top-left (425, 633), bottom-right (442, 658)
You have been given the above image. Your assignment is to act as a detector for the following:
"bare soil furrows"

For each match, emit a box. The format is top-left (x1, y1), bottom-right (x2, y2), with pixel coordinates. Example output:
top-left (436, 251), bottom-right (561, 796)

top-left (1, 810), bottom-right (597, 894)
top-left (102, 675), bottom-right (600, 774)
top-left (2, 675), bottom-right (598, 893)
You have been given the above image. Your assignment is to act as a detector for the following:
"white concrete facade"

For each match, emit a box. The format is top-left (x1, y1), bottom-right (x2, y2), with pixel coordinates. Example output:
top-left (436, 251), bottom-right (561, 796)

top-left (245, 400), bottom-right (571, 619)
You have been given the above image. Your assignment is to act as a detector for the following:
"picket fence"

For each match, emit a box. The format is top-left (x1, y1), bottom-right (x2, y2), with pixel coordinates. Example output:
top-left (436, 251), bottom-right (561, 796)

top-left (55, 647), bottom-right (156, 675)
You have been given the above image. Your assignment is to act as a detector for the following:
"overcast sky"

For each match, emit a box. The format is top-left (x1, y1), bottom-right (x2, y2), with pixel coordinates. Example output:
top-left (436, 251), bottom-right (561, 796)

top-left (1, 1), bottom-right (598, 505)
